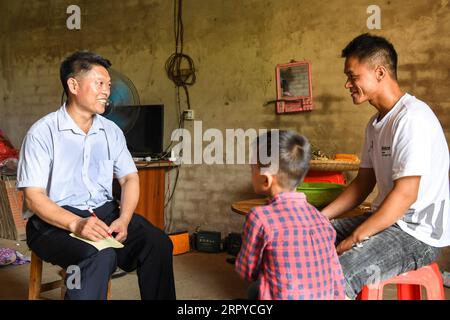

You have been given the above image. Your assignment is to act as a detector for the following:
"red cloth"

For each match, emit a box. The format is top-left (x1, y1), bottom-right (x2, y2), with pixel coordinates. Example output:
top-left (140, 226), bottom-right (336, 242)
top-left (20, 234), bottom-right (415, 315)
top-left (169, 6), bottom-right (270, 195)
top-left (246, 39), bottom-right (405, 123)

top-left (235, 192), bottom-right (345, 300)
top-left (0, 131), bottom-right (18, 163)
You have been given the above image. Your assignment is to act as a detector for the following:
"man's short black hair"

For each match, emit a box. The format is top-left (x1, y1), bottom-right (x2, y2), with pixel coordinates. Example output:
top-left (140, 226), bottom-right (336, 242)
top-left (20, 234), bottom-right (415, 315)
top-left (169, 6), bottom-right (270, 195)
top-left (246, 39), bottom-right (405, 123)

top-left (256, 130), bottom-right (311, 190)
top-left (60, 51), bottom-right (112, 96)
top-left (341, 33), bottom-right (398, 80)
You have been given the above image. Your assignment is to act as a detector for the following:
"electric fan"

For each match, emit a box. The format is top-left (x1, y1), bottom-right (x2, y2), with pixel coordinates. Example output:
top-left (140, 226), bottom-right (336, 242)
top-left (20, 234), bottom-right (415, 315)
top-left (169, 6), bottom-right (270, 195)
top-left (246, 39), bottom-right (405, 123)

top-left (103, 68), bottom-right (141, 134)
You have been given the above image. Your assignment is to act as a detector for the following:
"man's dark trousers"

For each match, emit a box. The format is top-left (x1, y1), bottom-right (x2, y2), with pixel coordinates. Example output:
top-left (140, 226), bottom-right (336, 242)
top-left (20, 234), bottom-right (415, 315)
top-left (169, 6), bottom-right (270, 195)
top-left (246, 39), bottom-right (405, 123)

top-left (26, 201), bottom-right (176, 300)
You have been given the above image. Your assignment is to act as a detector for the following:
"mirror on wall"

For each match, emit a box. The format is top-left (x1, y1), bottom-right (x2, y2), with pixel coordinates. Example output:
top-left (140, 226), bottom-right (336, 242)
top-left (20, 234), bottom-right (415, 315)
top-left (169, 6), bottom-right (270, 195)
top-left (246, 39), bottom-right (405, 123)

top-left (275, 61), bottom-right (313, 113)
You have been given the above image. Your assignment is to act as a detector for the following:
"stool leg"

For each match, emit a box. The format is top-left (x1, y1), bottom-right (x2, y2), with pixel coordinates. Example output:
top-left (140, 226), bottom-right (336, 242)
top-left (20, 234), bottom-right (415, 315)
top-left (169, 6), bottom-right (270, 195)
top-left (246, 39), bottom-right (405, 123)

top-left (424, 263), bottom-right (445, 300)
top-left (106, 278), bottom-right (112, 300)
top-left (60, 286), bottom-right (66, 300)
top-left (28, 252), bottom-right (42, 300)
top-left (358, 287), bottom-right (369, 300)
top-left (397, 284), bottom-right (421, 300)
top-left (60, 269), bottom-right (66, 300)
top-left (358, 284), bottom-right (384, 300)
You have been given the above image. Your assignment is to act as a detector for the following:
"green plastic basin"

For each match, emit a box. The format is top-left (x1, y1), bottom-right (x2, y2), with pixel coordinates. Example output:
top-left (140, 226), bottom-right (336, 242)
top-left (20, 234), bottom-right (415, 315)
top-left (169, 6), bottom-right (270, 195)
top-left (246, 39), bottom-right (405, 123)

top-left (296, 182), bottom-right (345, 209)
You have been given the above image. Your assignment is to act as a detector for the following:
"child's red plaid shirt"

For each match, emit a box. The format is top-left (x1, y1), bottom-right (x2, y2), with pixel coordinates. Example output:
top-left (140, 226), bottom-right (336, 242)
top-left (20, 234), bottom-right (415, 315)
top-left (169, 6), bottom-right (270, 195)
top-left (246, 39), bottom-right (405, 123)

top-left (235, 192), bottom-right (345, 300)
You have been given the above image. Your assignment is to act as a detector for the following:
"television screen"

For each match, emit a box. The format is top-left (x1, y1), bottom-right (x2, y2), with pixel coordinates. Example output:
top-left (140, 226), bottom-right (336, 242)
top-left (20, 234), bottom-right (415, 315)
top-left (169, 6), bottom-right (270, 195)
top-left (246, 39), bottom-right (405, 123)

top-left (104, 104), bottom-right (164, 158)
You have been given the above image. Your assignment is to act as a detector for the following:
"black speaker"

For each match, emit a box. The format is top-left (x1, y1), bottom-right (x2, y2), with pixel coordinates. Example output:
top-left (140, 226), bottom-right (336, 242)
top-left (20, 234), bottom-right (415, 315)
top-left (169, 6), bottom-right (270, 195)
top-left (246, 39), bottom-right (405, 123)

top-left (193, 231), bottom-right (222, 253)
top-left (225, 232), bottom-right (242, 256)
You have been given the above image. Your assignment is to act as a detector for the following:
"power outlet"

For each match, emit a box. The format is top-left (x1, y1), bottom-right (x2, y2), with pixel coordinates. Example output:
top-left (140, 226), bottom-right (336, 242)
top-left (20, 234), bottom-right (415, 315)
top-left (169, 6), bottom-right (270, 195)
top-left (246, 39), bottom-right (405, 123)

top-left (183, 109), bottom-right (195, 120)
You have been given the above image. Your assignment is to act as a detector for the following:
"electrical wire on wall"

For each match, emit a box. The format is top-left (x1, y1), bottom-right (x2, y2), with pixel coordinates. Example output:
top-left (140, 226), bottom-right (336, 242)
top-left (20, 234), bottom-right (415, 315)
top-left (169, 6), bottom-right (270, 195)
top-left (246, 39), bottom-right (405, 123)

top-left (163, 0), bottom-right (196, 232)
top-left (165, 0), bottom-right (196, 109)
top-left (164, 0), bottom-right (196, 148)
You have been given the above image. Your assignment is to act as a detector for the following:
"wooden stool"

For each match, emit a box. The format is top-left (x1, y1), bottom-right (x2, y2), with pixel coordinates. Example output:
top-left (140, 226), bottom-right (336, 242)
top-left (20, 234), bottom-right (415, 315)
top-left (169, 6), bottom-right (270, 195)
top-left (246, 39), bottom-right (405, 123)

top-left (28, 251), bottom-right (111, 300)
top-left (357, 262), bottom-right (445, 300)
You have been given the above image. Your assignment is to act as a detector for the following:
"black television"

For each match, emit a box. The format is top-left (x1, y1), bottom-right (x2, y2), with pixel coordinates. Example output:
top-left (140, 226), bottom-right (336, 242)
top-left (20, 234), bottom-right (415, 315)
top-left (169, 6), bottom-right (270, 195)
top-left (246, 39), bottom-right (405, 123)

top-left (105, 104), bottom-right (164, 158)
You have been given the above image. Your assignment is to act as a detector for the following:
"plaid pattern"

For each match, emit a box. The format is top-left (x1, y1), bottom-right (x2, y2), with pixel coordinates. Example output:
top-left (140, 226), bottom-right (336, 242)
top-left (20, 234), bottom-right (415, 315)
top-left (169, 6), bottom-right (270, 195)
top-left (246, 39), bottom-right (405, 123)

top-left (235, 192), bottom-right (345, 300)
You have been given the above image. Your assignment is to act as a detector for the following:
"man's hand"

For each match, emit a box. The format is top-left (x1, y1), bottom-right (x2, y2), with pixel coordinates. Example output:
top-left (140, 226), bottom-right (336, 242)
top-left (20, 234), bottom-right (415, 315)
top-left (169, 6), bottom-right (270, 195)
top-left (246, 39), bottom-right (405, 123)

top-left (69, 216), bottom-right (111, 242)
top-left (336, 175), bottom-right (421, 256)
top-left (321, 168), bottom-right (376, 220)
top-left (336, 236), bottom-right (355, 255)
top-left (109, 218), bottom-right (129, 243)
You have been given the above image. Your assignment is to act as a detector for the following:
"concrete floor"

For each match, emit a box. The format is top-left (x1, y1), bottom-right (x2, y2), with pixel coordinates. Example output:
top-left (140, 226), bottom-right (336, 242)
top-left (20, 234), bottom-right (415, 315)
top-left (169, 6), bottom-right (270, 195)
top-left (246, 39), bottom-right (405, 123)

top-left (0, 237), bottom-right (250, 300)
top-left (0, 237), bottom-right (449, 300)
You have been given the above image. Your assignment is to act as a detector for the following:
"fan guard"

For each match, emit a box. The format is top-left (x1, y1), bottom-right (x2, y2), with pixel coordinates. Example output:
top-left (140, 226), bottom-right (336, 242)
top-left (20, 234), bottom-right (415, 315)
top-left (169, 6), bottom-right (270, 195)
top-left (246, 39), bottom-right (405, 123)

top-left (103, 68), bottom-right (141, 134)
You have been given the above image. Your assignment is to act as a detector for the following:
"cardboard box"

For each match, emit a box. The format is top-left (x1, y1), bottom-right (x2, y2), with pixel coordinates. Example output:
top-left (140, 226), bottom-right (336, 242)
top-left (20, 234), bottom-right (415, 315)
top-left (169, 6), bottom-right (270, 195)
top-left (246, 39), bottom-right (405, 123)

top-left (169, 231), bottom-right (190, 255)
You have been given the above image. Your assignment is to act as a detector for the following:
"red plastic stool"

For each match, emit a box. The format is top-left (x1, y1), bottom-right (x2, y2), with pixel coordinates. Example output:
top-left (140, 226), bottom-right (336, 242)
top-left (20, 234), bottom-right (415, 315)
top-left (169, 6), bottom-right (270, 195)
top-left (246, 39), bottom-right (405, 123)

top-left (357, 263), bottom-right (445, 300)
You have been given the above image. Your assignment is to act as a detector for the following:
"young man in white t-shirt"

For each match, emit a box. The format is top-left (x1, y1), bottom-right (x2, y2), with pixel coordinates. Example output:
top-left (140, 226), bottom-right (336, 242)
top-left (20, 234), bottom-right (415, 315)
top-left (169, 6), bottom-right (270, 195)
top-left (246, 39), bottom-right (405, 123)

top-left (321, 33), bottom-right (450, 299)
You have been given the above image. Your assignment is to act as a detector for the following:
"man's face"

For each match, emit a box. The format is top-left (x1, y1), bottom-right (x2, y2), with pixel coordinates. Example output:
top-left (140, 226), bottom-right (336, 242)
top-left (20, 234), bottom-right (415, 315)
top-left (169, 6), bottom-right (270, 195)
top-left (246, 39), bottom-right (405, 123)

top-left (344, 56), bottom-right (379, 105)
top-left (72, 65), bottom-right (111, 114)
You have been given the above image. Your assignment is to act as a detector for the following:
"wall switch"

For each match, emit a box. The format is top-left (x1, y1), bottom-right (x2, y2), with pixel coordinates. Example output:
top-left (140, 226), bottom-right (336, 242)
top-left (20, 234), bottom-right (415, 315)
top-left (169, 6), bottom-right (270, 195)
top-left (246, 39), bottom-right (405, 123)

top-left (183, 109), bottom-right (195, 120)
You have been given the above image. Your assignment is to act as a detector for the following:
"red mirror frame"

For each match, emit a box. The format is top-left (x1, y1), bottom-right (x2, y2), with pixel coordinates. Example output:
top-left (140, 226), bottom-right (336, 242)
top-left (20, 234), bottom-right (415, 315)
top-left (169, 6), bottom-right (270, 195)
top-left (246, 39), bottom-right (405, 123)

top-left (275, 61), bottom-right (313, 114)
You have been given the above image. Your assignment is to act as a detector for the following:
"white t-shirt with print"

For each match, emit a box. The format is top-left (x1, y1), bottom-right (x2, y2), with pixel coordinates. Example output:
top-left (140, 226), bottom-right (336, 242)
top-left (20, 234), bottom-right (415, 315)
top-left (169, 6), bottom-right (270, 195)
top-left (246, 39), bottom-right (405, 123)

top-left (360, 93), bottom-right (450, 247)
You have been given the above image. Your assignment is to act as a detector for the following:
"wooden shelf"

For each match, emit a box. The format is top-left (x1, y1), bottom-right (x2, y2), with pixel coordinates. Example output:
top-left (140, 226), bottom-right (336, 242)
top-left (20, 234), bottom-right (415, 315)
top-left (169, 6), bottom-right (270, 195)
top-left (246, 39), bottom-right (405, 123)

top-left (135, 161), bottom-right (177, 230)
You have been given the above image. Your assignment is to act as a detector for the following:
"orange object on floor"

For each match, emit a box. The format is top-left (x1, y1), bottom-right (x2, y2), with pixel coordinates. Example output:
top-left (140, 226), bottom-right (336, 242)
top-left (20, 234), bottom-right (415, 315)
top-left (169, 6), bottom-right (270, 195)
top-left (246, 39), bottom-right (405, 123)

top-left (169, 231), bottom-right (190, 255)
top-left (357, 263), bottom-right (445, 300)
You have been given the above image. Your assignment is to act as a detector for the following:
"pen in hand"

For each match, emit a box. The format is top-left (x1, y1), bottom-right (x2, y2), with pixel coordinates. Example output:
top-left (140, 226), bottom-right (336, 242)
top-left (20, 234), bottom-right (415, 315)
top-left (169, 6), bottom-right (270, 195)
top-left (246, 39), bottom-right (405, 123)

top-left (88, 208), bottom-right (112, 237)
top-left (88, 208), bottom-right (97, 218)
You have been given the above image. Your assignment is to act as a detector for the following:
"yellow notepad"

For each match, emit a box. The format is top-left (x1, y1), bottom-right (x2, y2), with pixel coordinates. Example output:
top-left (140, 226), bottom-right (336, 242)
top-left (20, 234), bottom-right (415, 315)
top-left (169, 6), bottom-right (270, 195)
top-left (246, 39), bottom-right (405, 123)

top-left (69, 233), bottom-right (124, 251)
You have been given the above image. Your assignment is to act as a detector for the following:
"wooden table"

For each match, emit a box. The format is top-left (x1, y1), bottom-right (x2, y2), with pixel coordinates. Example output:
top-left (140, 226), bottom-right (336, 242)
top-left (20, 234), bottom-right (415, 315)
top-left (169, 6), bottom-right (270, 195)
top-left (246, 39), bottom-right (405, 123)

top-left (231, 198), bottom-right (268, 216)
top-left (231, 198), bottom-right (371, 218)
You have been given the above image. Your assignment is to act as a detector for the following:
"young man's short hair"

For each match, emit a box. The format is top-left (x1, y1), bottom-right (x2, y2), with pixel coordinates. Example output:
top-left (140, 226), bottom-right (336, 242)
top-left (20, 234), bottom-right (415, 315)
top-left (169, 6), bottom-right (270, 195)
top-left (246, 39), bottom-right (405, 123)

top-left (341, 33), bottom-right (398, 80)
top-left (60, 51), bottom-right (112, 96)
top-left (256, 130), bottom-right (311, 190)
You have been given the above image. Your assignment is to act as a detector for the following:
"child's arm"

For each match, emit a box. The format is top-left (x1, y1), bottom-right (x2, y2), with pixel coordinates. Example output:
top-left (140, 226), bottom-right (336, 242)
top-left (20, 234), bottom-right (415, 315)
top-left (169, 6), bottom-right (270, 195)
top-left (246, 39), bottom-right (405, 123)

top-left (235, 209), bottom-right (266, 281)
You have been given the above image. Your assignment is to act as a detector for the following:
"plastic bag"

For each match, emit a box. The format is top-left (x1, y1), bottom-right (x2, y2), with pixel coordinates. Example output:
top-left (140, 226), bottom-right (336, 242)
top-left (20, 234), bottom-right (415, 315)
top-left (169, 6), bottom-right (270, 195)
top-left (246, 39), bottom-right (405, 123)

top-left (0, 247), bottom-right (30, 266)
top-left (0, 129), bottom-right (18, 162)
top-left (0, 130), bottom-right (18, 175)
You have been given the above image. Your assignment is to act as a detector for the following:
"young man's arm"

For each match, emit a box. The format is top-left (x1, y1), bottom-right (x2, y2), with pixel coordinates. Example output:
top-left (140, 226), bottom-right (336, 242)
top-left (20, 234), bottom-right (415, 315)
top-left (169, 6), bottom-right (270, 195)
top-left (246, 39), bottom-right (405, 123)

top-left (23, 187), bottom-right (111, 241)
top-left (321, 168), bottom-right (376, 220)
top-left (108, 172), bottom-right (139, 242)
top-left (336, 175), bottom-right (420, 254)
